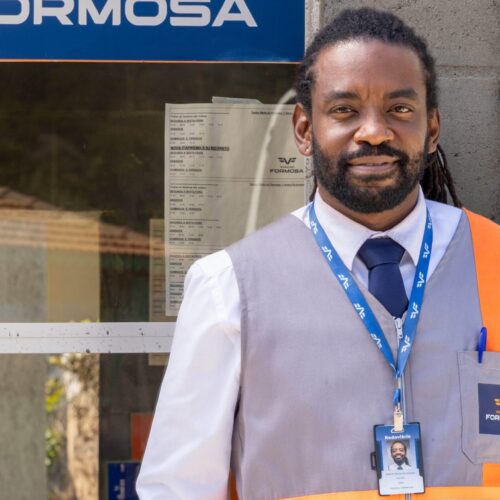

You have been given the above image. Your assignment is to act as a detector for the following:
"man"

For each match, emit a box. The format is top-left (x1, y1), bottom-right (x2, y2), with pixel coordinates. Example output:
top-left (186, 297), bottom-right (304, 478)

top-left (137, 8), bottom-right (500, 499)
top-left (388, 441), bottom-right (412, 471)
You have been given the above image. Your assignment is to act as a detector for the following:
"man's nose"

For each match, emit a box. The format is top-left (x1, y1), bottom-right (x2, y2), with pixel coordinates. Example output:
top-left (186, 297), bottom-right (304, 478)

top-left (353, 111), bottom-right (394, 146)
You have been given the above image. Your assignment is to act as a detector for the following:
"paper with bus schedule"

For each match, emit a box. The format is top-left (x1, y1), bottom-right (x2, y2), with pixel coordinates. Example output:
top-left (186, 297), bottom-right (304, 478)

top-left (164, 103), bottom-right (304, 315)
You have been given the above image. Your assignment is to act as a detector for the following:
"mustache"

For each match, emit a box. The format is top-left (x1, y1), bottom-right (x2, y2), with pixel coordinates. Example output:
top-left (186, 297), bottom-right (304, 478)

top-left (338, 143), bottom-right (410, 165)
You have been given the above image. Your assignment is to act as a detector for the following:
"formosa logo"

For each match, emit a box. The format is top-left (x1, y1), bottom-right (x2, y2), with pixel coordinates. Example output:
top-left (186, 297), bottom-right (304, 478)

top-left (337, 273), bottom-right (350, 290)
top-left (321, 245), bottom-right (333, 262)
top-left (270, 157), bottom-right (304, 174)
top-left (485, 394), bottom-right (500, 420)
top-left (409, 302), bottom-right (419, 319)
top-left (370, 333), bottom-right (382, 350)
top-left (353, 302), bottom-right (365, 319)
top-left (479, 384), bottom-right (500, 435)
top-left (416, 271), bottom-right (425, 288)
top-left (422, 243), bottom-right (430, 259)
top-left (400, 335), bottom-right (411, 353)
top-left (0, 0), bottom-right (257, 27)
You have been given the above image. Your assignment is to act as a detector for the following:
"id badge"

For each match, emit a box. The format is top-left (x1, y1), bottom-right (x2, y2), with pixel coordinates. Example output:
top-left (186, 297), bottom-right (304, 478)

top-left (373, 422), bottom-right (425, 496)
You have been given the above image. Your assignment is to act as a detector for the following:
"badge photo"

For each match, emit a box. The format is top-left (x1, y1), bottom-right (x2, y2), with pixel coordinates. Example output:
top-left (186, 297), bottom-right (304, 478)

top-left (373, 423), bottom-right (425, 496)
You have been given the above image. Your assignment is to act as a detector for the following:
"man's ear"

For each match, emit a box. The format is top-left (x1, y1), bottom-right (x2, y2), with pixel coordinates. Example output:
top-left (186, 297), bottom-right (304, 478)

top-left (427, 108), bottom-right (440, 154)
top-left (293, 103), bottom-right (313, 156)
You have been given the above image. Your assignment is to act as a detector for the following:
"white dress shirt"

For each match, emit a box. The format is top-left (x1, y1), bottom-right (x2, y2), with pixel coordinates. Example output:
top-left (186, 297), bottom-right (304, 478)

top-left (388, 462), bottom-right (413, 471)
top-left (136, 188), bottom-right (462, 500)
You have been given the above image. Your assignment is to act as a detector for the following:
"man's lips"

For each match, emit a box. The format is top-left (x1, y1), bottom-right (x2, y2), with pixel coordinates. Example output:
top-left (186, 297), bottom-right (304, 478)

top-left (347, 155), bottom-right (399, 174)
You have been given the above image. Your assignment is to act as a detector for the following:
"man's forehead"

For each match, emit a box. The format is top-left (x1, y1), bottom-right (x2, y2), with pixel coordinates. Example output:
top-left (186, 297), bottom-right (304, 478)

top-left (312, 39), bottom-right (426, 98)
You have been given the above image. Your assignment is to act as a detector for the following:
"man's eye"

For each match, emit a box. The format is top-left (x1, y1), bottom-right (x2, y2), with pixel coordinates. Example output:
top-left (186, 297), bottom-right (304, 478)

top-left (331, 106), bottom-right (355, 114)
top-left (392, 105), bottom-right (412, 113)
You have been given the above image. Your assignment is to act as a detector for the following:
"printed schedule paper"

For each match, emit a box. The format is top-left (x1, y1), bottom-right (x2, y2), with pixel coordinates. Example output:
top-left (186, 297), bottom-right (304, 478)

top-left (164, 103), bottom-right (304, 315)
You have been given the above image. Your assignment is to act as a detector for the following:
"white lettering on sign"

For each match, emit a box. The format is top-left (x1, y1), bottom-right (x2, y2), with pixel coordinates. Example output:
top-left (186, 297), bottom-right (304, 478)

top-left (212, 0), bottom-right (257, 27)
top-left (0, 0), bottom-right (29, 24)
top-left (170, 0), bottom-right (210, 27)
top-left (79, 0), bottom-right (120, 26)
top-left (125, 0), bottom-right (167, 26)
top-left (486, 414), bottom-right (500, 421)
top-left (0, 0), bottom-right (257, 27)
top-left (34, 0), bottom-right (74, 26)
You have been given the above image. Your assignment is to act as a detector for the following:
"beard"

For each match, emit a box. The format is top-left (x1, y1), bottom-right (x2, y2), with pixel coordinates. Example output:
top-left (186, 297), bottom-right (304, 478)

top-left (313, 139), bottom-right (427, 214)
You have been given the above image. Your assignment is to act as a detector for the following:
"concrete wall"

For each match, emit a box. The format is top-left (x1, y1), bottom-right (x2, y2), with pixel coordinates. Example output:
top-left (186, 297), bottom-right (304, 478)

top-left (307, 0), bottom-right (500, 220)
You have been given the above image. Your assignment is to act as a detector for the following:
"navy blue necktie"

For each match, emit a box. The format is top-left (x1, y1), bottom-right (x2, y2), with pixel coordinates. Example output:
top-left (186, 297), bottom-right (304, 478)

top-left (357, 238), bottom-right (408, 318)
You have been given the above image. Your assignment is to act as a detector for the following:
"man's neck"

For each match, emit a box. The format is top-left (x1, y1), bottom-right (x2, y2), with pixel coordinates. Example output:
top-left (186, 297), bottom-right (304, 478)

top-left (317, 185), bottom-right (420, 231)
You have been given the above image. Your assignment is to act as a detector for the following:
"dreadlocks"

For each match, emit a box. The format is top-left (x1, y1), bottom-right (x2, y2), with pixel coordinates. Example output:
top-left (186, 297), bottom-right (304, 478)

top-left (422, 145), bottom-right (462, 206)
top-left (296, 8), bottom-right (462, 207)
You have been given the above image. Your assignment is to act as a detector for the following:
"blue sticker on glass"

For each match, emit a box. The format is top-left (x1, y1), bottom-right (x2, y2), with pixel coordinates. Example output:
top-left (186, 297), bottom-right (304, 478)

top-left (478, 383), bottom-right (500, 435)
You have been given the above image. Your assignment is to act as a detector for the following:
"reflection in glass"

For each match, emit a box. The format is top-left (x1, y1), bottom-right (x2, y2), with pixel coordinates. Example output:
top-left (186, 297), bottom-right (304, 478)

top-left (0, 354), bottom-right (165, 499)
top-left (47, 353), bottom-right (99, 499)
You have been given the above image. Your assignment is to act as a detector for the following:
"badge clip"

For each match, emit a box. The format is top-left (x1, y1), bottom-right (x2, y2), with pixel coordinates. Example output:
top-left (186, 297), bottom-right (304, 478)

top-left (393, 405), bottom-right (404, 432)
top-left (392, 387), bottom-right (403, 432)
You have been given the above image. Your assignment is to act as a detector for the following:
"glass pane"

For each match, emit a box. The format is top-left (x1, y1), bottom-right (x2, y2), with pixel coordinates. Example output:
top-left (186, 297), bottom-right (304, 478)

top-left (0, 62), bottom-right (297, 323)
top-left (1, 353), bottom-right (165, 499)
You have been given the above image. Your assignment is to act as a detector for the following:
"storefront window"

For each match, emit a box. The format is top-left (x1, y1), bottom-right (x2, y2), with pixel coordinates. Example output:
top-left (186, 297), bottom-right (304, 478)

top-left (0, 60), bottom-right (299, 498)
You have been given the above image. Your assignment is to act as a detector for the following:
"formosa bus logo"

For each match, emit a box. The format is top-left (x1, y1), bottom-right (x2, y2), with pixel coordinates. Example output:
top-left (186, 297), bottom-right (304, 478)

top-left (479, 384), bottom-right (500, 435)
top-left (270, 157), bottom-right (303, 174)
top-left (0, 0), bottom-right (257, 27)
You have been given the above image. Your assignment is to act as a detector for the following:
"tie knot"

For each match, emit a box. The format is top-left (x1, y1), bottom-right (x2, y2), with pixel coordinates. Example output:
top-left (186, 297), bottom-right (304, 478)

top-left (358, 238), bottom-right (405, 270)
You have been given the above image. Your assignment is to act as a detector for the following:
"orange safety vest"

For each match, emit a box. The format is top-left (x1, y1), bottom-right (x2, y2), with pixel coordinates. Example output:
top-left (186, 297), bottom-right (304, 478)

top-left (229, 210), bottom-right (500, 500)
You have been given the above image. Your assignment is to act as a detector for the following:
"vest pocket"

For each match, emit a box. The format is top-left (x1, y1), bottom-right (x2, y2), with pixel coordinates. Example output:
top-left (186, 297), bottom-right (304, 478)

top-left (458, 351), bottom-right (500, 463)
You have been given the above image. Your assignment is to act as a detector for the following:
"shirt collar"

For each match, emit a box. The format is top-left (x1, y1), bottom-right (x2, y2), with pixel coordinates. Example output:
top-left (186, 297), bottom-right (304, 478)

top-left (313, 188), bottom-right (427, 270)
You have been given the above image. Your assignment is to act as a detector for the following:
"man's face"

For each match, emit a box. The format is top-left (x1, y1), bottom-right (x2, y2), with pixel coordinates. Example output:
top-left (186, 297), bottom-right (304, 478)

top-left (301, 39), bottom-right (439, 213)
top-left (391, 442), bottom-right (407, 465)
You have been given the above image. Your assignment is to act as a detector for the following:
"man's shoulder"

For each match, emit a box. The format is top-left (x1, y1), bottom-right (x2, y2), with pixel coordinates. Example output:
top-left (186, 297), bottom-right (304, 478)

top-left (189, 249), bottom-right (234, 283)
top-left (426, 199), bottom-right (500, 250)
top-left (228, 211), bottom-right (307, 252)
top-left (426, 198), bottom-right (500, 234)
top-left (462, 208), bottom-right (500, 272)
top-left (191, 207), bottom-right (309, 278)
top-left (425, 198), bottom-right (463, 225)
top-left (463, 207), bottom-right (500, 234)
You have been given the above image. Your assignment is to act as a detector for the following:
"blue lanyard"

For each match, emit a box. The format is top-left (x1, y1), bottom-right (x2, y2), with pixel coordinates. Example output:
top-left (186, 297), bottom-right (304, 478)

top-left (309, 203), bottom-right (433, 381)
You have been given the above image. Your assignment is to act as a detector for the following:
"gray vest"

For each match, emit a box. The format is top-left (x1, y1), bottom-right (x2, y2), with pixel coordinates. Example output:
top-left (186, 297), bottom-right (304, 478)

top-left (227, 212), bottom-right (485, 500)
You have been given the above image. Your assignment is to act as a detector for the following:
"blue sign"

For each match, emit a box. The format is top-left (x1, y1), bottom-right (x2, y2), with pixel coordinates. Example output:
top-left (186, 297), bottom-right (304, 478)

top-left (107, 461), bottom-right (141, 500)
top-left (0, 0), bottom-right (304, 62)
